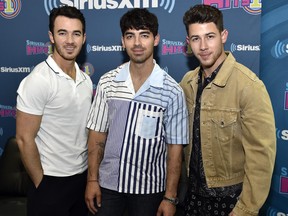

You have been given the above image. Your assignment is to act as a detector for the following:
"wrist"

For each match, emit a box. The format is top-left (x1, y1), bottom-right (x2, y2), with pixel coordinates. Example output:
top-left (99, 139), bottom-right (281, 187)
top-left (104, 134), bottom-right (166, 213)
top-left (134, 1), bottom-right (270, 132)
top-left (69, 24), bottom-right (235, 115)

top-left (163, 196), bottom-right (179, 206)
top-left (87, 179), bottom-right (99, 183)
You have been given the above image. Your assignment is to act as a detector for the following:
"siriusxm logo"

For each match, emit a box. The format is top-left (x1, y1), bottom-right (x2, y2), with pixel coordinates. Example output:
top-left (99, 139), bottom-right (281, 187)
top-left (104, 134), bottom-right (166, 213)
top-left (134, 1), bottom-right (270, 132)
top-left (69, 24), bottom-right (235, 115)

top-left (44, 0), bottom-right (175, 15)
top-left (86, 44), bottom-right (123, 53)
top-left (0, 67), bottom-right (31, 73)
top-left (267, 207), bottom-right (288, 216)
top-left (276, 128), bottom-right (288, 141)
top-left (272, 39), bottom-right (288, 59)
top-left (230, 43), bottom-right (260, 53)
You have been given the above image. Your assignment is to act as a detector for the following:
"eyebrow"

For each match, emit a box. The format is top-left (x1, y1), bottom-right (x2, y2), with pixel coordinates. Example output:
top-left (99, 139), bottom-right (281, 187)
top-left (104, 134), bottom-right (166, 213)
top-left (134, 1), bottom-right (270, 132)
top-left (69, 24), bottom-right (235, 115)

top-left (57, 29), bottom-right (82, 34)
top-left (189, 32), bottom-right (216, 39)
top-left (124, 30), bottom-right (151, 35)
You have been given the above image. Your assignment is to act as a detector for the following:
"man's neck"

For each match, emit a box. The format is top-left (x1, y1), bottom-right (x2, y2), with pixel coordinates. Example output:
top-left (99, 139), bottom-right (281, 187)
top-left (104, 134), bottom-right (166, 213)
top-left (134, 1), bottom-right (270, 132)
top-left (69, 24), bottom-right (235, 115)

top-left (129, 61), bottom-right (154, 92)
top-left (51, 54), bottom-right (76, 80)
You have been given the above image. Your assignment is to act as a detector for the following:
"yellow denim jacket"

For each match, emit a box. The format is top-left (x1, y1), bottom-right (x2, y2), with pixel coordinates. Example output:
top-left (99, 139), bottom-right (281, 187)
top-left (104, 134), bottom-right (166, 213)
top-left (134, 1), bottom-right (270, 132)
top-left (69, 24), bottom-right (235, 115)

top-left (179, 52), bottom-right (276, 216)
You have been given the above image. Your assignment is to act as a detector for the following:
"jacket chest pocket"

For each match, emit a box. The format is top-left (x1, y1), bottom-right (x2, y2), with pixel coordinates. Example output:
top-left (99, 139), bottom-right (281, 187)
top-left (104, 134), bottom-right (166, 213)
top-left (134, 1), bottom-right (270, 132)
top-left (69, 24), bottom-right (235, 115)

top-left (211, 111), bottom-right (237, 143)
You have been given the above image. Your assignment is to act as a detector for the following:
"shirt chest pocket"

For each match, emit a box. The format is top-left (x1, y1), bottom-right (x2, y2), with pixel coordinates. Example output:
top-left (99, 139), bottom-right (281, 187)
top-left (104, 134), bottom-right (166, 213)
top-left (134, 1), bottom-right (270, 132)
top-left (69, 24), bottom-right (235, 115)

top-left (135, 108), bottom-right (163, 139)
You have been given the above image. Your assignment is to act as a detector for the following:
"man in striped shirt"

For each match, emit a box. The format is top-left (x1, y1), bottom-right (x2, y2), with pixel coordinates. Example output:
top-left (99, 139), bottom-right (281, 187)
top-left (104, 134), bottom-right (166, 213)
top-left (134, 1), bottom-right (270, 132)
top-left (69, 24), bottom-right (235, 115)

top-left (85, 8), bottom-right (189, 216)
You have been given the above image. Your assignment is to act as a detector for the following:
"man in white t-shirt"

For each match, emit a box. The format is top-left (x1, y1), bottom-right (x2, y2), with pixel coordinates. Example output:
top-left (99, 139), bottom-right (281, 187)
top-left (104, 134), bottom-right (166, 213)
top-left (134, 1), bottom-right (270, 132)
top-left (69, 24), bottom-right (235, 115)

top-left (16, 6), bottom-right (93, 216)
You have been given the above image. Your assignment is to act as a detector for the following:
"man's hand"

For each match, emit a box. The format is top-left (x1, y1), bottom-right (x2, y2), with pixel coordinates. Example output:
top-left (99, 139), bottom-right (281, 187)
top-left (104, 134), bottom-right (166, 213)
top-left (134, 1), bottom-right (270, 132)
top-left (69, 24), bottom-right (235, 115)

top-left (85, 181), bottom-right (102, 215)
top-left (156, 200), bottom-right (176, 216)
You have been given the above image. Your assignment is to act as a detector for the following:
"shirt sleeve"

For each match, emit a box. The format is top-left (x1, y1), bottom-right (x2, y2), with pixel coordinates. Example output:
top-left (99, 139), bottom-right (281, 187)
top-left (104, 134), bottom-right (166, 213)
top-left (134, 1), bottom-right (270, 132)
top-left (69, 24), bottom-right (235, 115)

top-left (16, 72), bottom-right (50, 116)
top-left (164, 87), bottom-right (189, 145)
top-left (86, 81), bottom-right (109, 132)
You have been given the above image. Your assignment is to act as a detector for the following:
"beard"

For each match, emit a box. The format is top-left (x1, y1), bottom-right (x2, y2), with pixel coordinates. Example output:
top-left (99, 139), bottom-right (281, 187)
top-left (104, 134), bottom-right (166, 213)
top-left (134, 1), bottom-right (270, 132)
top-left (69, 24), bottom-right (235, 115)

top-left (53, 42), bottom-right (80, 61)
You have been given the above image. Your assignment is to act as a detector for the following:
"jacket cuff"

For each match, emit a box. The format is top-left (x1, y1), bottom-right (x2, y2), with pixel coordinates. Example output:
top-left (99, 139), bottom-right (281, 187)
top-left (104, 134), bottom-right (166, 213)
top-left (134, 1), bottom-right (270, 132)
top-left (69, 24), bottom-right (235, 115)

top-left (233, 201), bottom-right (259, 216)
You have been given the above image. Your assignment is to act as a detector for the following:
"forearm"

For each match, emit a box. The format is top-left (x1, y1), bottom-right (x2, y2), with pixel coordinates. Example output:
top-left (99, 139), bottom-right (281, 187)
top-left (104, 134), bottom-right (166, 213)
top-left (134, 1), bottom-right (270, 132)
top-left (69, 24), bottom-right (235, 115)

top-left (87, 130), bottom-right (107, 181)
top-left (17, 136), bottom-right (43, 186)
top-left (16, 110), bottom-right (43, 186)
top-left (165, 144), bottom-right (183, 197)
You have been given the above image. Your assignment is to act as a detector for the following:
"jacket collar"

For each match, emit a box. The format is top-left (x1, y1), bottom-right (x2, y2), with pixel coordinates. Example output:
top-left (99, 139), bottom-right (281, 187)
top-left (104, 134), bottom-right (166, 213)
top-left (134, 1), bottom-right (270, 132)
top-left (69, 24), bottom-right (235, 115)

top-left (186, 52), bottom-right (235, 88)
top-left (212, 52), bottom-right (235, 87)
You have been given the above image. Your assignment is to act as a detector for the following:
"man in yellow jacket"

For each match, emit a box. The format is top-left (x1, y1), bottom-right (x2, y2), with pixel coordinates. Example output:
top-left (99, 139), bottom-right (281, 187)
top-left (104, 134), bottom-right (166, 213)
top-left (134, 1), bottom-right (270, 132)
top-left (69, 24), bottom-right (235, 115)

top-left (180, 4), bottom-right (276, 216)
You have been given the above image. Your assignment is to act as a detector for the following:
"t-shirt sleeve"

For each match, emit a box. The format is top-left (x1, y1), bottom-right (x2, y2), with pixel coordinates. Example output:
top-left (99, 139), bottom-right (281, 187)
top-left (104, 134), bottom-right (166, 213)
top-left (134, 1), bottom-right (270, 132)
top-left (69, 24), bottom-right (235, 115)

top-left (16, 72), bottom-right (50, 116)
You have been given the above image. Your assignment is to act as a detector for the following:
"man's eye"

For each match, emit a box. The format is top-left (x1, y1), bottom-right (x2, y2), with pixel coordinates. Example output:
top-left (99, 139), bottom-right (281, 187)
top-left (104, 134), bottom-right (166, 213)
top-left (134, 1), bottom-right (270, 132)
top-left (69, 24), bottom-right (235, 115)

top-left (207, 35), bottom-right (215, 39)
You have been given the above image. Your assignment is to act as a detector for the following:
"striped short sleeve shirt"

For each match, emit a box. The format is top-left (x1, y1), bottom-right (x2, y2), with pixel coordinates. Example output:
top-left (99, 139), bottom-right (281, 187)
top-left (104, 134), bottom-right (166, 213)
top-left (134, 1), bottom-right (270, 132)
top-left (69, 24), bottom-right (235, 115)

top-left (87, 61), bottom-right (188, 194)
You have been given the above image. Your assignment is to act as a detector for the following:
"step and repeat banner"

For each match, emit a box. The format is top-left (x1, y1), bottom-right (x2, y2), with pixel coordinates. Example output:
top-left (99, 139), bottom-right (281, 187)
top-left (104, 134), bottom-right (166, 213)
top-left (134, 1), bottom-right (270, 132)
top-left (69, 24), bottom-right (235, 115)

top-left (259, 1), bottom-right (288, 215)
top-left (0, 0), bottom-right (261, 151)
top-left (2, 0), bottom-right (287, 214)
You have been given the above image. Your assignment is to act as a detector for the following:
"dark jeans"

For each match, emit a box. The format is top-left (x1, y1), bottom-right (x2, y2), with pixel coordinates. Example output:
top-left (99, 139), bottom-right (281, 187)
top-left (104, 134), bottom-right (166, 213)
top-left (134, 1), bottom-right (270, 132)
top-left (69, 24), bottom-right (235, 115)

top-left (27, 171), bottom-right (88, 216)
top-left (89, 188), bottom-right (164, 216)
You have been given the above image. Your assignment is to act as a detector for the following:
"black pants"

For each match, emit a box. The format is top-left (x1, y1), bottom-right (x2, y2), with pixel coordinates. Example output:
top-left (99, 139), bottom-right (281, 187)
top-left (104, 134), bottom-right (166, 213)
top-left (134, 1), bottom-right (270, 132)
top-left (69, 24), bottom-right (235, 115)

top-left (184, 190), bottom-right (241, 216)
top-left (27, 171), bottom-right (88, 216)
top-left (89, 188), bottom-right (164, 216)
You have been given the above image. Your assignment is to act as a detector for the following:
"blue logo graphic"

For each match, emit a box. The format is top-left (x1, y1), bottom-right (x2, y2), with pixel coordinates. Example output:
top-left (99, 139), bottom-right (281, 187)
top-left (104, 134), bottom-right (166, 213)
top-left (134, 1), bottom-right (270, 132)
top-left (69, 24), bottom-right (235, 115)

top-left (272, 39), bottom-right (288, 59)
top-left (0, 127), bottom-right (3, 136)
top-left (87, 44), bottom-right (92, 53)
top-left (267, 206), bottom-right (288, 216)
top-left (160, 0), bottom-right (175, 13)
top-left (44, 0), bottom-right (58, 15)
top-left (230, 43), bottom-right (237, 53)
top-left (267, 207), bottom-right (279, 216)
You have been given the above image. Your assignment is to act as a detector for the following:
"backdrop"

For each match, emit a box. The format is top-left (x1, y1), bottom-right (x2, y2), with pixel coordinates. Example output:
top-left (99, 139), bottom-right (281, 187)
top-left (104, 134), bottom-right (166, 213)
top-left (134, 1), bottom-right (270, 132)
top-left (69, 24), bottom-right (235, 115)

top-left (259, 1), bottom-right (288, 215)
top-left (1, 0), bottom-right (286, 215)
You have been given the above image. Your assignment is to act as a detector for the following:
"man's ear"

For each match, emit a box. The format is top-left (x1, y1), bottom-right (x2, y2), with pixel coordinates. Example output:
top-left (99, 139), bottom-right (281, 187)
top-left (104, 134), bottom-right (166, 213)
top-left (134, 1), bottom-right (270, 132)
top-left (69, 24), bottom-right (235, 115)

top-left (48, 31), bottom-right (54, 44)
top-left (186, 36), bottom-right (190, 44)
top-left (121, 36), bottom-right (126, 49)
top-left (83, 33), bottom-right (86, 45)
top-left (154, 34), bottom-right (160, 46)
top-left (221, 29), bottom-right (228, 44)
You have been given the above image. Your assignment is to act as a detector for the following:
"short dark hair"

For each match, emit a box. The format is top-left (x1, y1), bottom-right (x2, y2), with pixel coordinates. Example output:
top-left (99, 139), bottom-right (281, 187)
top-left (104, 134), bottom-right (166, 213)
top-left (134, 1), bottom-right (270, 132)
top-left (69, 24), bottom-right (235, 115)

top-left (183, 4), bottom-right (223, 35)
top-left (120, 8), bottom-right (158, 37)
top-left (49, 5), bottom-right (86, 34)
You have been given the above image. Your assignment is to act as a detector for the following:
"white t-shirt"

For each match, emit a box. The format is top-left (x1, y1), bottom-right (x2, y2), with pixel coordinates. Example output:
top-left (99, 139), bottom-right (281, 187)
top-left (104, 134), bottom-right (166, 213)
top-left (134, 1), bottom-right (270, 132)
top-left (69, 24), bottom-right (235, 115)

top-left (17, 55), bottom-right (93, 176)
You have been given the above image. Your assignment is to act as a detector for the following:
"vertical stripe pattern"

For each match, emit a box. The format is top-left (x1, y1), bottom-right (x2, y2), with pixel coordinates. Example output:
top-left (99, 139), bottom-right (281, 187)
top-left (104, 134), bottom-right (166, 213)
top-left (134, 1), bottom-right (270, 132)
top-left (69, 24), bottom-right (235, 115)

top-left (87, 62), bottom-right (189, 194)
